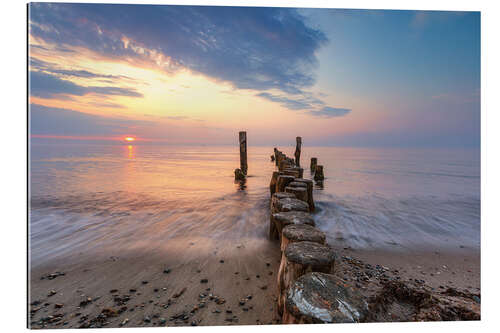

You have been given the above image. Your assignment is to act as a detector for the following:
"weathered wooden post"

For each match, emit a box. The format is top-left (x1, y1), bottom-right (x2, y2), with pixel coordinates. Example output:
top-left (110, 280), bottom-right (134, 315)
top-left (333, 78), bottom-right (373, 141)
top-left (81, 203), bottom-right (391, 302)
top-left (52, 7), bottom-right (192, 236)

top-left (294, 137), bottom-right (302, 167)
top-left (239, 131), bottom-right (248, 175)
top-left (314, 165), bottom-right (324, 181)
top-left (310, 158), bottom-right (317, 172)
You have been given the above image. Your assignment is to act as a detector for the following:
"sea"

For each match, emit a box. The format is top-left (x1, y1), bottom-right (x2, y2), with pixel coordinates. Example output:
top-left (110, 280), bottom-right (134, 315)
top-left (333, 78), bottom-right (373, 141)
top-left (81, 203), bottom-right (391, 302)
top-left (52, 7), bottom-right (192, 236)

top-left (29, 143), bottom-right (480, 268)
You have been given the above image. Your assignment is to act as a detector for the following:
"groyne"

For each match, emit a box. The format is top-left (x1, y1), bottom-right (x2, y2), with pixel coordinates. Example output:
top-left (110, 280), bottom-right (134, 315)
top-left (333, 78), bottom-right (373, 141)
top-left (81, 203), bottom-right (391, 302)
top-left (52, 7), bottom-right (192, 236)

top-left (266, 138), bottom-right (480, 324)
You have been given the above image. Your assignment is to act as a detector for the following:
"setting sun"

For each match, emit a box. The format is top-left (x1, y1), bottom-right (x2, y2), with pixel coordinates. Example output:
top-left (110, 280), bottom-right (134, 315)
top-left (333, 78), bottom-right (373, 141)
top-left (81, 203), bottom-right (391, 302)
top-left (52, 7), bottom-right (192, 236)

top-left (124, 137), bottom-right (135, 142)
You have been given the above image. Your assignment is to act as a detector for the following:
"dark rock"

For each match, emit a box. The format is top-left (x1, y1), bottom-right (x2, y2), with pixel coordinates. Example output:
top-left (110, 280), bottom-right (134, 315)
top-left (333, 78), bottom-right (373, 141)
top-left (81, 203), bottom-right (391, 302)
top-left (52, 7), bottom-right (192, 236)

top-left (200, 279), bottom-right (208, 283)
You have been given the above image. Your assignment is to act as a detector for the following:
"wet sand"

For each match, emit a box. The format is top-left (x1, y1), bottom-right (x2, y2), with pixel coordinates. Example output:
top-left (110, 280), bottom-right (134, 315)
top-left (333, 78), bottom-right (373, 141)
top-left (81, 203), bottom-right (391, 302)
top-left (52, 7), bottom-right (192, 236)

top-left (29, 238), bottom-right (282, 328)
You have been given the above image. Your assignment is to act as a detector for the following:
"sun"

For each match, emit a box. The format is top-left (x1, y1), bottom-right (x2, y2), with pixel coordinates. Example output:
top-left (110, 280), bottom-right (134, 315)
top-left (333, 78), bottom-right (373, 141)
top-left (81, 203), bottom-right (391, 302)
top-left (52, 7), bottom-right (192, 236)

top-left (124, 137), bottom-right (135, 142)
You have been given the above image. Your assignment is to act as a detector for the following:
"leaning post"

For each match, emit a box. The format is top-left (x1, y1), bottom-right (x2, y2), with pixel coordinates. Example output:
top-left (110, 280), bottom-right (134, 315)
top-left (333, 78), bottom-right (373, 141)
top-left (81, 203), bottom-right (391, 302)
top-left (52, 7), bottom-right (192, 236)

top-left (239, 131), bottom-right (248, 175)
top-left (294, 136), bottom-right (302, 167)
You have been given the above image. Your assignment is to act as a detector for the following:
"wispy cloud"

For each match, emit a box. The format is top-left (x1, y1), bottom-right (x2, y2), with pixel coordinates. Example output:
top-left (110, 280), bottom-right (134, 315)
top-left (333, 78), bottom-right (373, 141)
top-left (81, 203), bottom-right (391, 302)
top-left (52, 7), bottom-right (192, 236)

top-left (256, 92), bottom-right (350, 118)
top-left (309, 106), bottom-right (351, 118)
top-left (30, 56), bottom-right (133, 81)
top-left (29, 103), bottom-right (150, 137)
top-left (29, 70), bottom-right (143, 99)
top-left (256, 92), bottom-right (324, 110)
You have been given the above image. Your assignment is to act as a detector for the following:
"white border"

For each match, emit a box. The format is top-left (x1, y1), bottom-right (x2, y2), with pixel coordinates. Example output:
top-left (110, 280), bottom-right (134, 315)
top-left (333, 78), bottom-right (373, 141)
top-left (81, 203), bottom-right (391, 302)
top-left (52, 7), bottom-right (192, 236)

top-left (1, 0), bottom-right (498, 332)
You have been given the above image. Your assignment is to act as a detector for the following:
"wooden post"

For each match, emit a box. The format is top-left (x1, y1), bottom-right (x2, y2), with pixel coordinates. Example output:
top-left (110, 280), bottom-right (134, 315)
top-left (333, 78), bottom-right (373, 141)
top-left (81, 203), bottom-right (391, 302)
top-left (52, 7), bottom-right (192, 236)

top-left (239, 131), bottom-right (248, 175)
top-left (314, 165), bottom-right (324, 181)
top-left (294, 137), bottom-right (302, 167)
top-left (310, 158), bottom-right (317, 172)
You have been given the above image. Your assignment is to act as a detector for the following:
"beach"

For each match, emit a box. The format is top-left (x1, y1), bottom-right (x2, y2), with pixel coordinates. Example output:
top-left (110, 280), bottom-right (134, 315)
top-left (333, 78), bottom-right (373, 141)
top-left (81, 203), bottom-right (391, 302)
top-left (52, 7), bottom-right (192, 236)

top-left (29, 143), bottom-right (480, 327)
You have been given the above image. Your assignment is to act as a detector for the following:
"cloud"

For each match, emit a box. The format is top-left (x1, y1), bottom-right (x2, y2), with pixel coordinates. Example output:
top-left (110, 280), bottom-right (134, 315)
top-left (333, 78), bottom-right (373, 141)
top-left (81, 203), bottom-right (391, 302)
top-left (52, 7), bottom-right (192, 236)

top-left (256, 92), bottom-right (324, 110)
top-left (30, 56), bottom-right (132, 80)
top-left (29, 70), bottom-right (143, 98)
top-left (256, 92), bottom-right (350, 118)
top-left (29, 3), bottom-right (327, 96)
top-left (309, 106), bottom-right (351, 118)
top-left (29, 103), bottom-right (149, 136)
top-left (29, 4), bottom-right (352, 117)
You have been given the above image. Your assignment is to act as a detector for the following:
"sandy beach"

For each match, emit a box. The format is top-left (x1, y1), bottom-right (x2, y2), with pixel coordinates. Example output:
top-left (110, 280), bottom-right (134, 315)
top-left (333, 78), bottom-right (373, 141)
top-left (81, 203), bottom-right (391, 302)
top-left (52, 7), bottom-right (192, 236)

top-left (29, 232), bottom-right (480, 328)
top-left (29, 237), bottom-right (283, 328)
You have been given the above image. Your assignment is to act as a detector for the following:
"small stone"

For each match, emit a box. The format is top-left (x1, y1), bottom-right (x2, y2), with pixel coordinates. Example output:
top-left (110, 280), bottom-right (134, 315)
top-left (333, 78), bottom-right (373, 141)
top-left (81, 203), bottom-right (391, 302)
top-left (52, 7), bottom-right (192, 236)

top-left (48, 290), bottom-right (57, 297)
top-left (144, 316), bottom-right (151, 323)
top-left (142, 281), bottom-right (148, 285)
top-left (120, 318), bottom-right (129, 326)
top-left (54, 303), bottom-right (63, 309)
top-left (260, 285), bottom-right (267, 290)
top-left (163, 268), bottom-right (171, 274)
top-left (200, 279), bottom-right (208, 283)
top-left (220, 260), bottom-right (225, 263)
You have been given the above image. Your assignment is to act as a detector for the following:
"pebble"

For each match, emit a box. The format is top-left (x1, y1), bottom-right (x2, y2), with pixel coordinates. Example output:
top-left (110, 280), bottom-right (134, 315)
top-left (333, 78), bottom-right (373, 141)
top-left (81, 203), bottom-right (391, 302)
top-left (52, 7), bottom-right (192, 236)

top-left (163, 268), bottom-right (171, 274)
top-left (200, 279), bottom-right (208, 283)
top-left (120, 318), bottom-right (129, 326)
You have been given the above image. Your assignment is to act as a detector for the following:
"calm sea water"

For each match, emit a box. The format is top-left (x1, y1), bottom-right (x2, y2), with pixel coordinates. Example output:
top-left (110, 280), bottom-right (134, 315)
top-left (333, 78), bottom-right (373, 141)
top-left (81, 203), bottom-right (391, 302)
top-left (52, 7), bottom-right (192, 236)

top-left (29, 143), bottom-right (480, 267)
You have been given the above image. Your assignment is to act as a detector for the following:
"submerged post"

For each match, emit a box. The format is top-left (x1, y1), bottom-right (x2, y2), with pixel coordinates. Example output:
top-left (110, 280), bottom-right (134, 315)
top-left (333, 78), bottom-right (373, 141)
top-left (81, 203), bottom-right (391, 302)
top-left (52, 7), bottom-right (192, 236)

top-left (239, 131), bottom-right (248, 175)
top-left (294, 137), bottom-right (302, 167)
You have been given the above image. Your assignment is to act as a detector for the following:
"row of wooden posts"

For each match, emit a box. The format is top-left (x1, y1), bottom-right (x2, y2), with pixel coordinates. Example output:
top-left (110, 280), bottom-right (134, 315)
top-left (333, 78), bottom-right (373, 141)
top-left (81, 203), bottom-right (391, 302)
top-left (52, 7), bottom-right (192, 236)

top-left (267, 140), bottom-right (368, 323)
top-left (234, 132), bottom-right (325, 182)
top-left (233, 132), bottom-right (367, 322)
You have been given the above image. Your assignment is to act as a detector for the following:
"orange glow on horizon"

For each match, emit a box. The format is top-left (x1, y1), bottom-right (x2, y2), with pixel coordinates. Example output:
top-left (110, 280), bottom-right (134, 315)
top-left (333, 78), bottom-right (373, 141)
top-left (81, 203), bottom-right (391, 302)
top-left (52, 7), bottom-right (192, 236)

top-left (125, 137), bottom-right (136, 142)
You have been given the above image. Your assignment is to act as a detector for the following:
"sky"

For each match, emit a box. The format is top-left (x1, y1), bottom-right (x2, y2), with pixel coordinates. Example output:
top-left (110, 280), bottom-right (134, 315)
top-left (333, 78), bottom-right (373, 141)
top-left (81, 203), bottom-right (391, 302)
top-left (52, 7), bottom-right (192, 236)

top-left (28, 3), bottom-right (480, 147)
